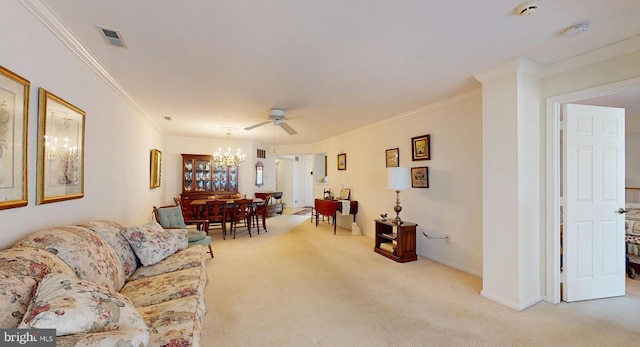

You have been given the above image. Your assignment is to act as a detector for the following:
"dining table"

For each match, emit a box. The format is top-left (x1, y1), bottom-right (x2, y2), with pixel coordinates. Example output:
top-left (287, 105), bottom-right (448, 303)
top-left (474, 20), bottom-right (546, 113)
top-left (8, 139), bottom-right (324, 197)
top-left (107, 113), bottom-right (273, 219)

top-left (189, 198), bottom-right (265, 220)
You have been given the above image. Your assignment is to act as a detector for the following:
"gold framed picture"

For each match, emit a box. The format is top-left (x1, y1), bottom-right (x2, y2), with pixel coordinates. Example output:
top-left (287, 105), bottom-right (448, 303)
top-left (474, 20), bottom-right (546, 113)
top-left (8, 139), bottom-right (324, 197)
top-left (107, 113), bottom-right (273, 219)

top-left (0, 66), bottom-right (30, 210)
top-left (37, 88), bottom-right (85, 204)
top-left (385, 148), bottom-right (399, 167)
top-left (337, 153), bottom-right (347, 170)
top-left (150, 149), bottom-right (162, 188)
top-left (411, 134), bottom-right (430, 161)
top-left (411, 167), bottom-right (429, 188)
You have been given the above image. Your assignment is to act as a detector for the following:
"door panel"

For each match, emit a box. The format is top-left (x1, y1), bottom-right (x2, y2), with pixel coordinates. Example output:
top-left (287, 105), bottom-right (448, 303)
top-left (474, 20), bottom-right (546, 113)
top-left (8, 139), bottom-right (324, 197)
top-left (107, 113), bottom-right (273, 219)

top-left (564, 103), bottom-right (625, 302)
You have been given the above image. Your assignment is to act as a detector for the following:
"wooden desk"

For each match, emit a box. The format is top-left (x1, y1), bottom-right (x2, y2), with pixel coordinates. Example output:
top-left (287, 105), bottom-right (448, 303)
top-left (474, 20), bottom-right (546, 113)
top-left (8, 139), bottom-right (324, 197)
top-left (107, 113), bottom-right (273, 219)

top-left (314, 198), bottom-right (358, 234)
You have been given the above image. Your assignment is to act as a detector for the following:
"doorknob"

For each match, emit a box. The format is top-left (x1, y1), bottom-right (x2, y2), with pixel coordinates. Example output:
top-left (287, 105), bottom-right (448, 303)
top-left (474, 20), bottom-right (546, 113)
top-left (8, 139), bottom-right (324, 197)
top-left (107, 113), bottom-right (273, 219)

top-left (617, 208), bottom-right (629, 214)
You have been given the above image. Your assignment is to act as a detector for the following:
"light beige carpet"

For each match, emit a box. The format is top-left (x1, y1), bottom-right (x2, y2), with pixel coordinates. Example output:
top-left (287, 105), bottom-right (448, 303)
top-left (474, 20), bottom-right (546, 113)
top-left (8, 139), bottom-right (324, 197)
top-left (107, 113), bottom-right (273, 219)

top-left (203, 215), bottom-right (640, 346)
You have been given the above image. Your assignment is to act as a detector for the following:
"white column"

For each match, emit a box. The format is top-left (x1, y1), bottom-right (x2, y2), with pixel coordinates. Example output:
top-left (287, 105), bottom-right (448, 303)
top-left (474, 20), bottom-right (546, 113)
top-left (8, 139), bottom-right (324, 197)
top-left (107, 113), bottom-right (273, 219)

top-left (475, 57), bottom-right (543, 310)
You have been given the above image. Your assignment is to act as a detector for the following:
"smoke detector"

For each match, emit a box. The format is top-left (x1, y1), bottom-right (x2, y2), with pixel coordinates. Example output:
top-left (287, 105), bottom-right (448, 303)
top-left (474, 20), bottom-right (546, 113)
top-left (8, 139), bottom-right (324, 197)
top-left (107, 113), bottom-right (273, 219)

top-left (516, 1), bottom-right (541, 16)
top-left (563, 22), bottom-right (590, 37)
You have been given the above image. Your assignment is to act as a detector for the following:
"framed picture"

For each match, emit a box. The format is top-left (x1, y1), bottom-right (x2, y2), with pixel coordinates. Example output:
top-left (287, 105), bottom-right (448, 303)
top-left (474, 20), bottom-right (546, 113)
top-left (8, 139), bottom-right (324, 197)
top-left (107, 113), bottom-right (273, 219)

top-left (337, 153), bottom-right (347, 170)
top-left (385, 148), bottom-right (399, 167)
top-left (150, 149), bottom-right (162, 188)
top-left (36, 88), bottom-right (86, 204)
top-left (0, 66), bottom-right (30, 210)
top-left (411, 134), bottom-right (430, 161)
top-left (339, 188), bottom-right (351, 200)
top-left (411, 167), bottom-right (429, 188)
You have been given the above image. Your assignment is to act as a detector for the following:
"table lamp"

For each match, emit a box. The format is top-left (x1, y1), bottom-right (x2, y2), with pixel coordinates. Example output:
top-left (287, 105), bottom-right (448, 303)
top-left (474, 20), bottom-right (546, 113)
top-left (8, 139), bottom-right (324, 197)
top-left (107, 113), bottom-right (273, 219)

top-left (387, 167), bottom-right (410, 224)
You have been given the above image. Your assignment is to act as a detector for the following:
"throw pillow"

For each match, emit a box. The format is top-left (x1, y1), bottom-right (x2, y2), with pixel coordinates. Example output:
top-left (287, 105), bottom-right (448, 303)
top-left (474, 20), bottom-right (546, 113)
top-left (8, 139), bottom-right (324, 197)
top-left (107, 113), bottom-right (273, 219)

top-left (0, 270), bottom-right (36, 328)
top-left (166, 229), bottom-right (188, 250)
top-left (18, 273), bottom-right (148, 338)
top-left (122, 222), bottom-right (179, 266)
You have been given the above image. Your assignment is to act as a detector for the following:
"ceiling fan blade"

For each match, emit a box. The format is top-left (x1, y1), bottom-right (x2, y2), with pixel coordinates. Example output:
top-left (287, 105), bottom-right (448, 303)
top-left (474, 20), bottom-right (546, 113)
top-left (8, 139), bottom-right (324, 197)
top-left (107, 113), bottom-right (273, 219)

top-left (279, 121), bottom-right (298, 135)
top-left (244, 120), bottom-right (271, 131)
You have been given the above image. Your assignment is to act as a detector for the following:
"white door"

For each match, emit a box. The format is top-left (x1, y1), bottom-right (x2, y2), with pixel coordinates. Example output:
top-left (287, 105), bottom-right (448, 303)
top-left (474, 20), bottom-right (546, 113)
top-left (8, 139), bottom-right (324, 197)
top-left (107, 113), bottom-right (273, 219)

top-left (563, 103), bottom-right (626, 302)
top-left (303, 160), bottom-right (313, 207)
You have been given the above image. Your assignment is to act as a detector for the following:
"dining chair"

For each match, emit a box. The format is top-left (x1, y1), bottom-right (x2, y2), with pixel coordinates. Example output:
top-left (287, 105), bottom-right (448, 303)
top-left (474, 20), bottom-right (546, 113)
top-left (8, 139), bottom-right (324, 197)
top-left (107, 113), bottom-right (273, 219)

top-left (252, 194), bottom-right (271, 234)
top-left (229, 198), bottom-right (253, 239)
top-left (205, 200), bottom-right (227, 240)
top-left (153, 204), bottom-right (213, 258)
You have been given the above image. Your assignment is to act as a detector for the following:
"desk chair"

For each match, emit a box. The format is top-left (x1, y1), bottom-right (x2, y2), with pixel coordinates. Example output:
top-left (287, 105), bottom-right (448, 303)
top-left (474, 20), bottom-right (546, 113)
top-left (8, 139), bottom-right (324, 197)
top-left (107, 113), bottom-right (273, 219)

top-left (153, 205), bottom-right (214, 258)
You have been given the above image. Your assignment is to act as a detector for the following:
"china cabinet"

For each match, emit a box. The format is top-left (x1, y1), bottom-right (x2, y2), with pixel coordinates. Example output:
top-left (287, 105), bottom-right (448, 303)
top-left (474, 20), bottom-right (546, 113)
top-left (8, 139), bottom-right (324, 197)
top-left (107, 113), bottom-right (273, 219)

top-left (180, 154), bottom-right (238, 211)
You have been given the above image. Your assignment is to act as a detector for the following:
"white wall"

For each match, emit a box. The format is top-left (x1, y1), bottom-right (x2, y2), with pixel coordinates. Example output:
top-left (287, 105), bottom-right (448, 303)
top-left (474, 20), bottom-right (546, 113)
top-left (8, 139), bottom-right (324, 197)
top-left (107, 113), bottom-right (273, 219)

top-left (627, 107), bottom-right (640, 202)
top-left (0, 1), bottom-right (164, 249)
top-left (312, 91), bottom-right (483, 275)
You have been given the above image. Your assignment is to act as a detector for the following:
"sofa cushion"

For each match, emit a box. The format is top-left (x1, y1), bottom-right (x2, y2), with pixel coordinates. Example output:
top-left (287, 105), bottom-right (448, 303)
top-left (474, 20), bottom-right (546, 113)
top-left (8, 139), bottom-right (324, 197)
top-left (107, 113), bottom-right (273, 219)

top-left (120, 267), bottom-right (207, 308)
top-left (0, 246), bottom-right (76, 281)
top-left (138, 295), bottom-right (206, 347)
top-left (18, 273), bottom-right (149, 339)
top-left (14, 226), bottom-right (125, 292)
top-left (0, 270), bottom-right (36, 328)
top-left (81, 220), bottom-right (138, 278)
top-left (166, 228), bottom-right (189, 250)
top-left (55, 329), bottom-right (150, 347)
top-left (128, 245), bottom-right (206, 281)
top-left (122, 222), bottom-right (180, 266)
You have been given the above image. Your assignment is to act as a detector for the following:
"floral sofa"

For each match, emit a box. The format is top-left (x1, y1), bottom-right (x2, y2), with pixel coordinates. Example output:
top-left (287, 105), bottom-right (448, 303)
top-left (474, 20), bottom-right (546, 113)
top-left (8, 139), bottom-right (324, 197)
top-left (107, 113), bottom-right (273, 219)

top-left (0, 220), bottom-right (209, 346)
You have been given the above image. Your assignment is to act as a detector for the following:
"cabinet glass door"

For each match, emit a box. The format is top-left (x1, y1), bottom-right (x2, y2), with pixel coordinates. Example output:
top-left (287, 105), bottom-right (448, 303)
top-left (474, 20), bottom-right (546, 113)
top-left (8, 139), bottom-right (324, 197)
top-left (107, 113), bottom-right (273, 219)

top-left (228, 165), bottom-right (238, 191)
top-left (194, 159), bottom-right (212, 192)
top-left (213, 163), bottom-right (227, 191)
top-left (183, 159), bottom-right (194, 192)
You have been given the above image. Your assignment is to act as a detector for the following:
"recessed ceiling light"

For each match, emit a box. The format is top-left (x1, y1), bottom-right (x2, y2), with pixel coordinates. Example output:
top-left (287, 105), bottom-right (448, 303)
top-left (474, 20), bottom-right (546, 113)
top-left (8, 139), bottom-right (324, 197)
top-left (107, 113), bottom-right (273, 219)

top-left (516, 1), bottom-right (541, 16)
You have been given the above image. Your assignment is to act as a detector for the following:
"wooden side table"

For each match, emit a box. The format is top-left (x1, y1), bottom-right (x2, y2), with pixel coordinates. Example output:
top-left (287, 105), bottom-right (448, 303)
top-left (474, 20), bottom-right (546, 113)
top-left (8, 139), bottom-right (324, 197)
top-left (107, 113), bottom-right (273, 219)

top-left (374, 219), bottom-right (417, 263)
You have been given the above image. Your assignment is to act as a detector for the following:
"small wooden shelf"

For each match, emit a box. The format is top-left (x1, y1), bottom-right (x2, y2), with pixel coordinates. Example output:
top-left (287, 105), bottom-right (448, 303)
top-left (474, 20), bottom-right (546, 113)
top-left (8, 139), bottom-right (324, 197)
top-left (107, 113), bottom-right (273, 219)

top-left (374, 219), bottom-right (417, 263)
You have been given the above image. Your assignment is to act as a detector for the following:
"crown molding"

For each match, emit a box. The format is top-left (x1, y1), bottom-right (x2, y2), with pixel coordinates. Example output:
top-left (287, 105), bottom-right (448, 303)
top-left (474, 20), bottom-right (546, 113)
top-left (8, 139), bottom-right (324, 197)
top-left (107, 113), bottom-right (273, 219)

top-left (542, 35), bottom-right (640, 77)
top-left (19, 0), bottom-right (161, 132)
top-left (473, 57), bottom-right (545, 83)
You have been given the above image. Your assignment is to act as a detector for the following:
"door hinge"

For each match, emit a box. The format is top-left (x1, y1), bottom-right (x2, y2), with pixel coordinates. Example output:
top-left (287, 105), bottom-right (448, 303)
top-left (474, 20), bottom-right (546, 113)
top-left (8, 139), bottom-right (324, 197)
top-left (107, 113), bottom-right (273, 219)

top-left (560, 120), bottom-right (566, 131)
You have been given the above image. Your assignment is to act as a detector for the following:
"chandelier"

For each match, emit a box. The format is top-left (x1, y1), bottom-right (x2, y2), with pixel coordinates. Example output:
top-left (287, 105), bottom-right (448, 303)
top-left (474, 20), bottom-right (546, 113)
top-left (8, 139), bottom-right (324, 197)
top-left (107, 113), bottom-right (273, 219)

top-left (213, 128), bottom-right (245, 167)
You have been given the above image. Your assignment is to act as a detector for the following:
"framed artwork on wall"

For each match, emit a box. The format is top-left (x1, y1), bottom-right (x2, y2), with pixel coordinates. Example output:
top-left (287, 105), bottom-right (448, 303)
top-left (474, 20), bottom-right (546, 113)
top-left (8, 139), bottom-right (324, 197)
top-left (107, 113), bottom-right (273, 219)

top-left (411, 134), bottom-right (430, 161)
top-left (337, 153), bottom-right (347, 170)
top-left (0, 66), bottom-right (30, 210)
top-left (36, 88), bottom-right (86, 204)
top-left (150, 149), bottom-right (162, 188)
top-left (385, 148), bottom-right (399, 167)
top-left (411, 167), bottom-right (429, 188)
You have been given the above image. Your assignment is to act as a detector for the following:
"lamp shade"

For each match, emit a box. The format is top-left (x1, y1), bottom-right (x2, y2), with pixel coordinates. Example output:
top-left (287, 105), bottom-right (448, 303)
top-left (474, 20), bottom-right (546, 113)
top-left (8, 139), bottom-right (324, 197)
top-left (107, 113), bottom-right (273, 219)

top-left (387, 167), bottom-right (410, 190)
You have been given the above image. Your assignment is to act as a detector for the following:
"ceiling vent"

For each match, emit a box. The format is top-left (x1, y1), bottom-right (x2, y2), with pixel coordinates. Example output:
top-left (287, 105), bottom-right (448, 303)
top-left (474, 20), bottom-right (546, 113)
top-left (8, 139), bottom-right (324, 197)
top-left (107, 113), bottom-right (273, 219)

top-left (516, 1), bottom-right (541, 16)
top-left (97, 26), bottom-right (127, 48)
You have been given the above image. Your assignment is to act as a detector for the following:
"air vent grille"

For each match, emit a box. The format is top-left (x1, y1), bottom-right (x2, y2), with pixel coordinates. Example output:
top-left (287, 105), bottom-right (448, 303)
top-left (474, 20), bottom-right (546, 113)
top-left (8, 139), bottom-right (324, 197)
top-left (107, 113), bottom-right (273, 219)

top-left (97, 26), bottom-right (127, 48)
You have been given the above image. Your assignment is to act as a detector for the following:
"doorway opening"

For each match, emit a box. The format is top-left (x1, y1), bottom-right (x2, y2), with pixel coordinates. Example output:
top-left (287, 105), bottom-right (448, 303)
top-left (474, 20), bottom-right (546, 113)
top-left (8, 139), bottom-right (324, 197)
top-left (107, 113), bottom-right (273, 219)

top-left (546, 76), bottom-right (640, 304)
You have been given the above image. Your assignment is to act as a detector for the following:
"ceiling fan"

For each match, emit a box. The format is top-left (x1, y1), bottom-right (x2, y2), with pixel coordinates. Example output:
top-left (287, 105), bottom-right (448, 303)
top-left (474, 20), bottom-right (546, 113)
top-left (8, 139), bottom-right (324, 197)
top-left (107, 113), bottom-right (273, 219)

top-left (244, 108), bottom-right (299, 135)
